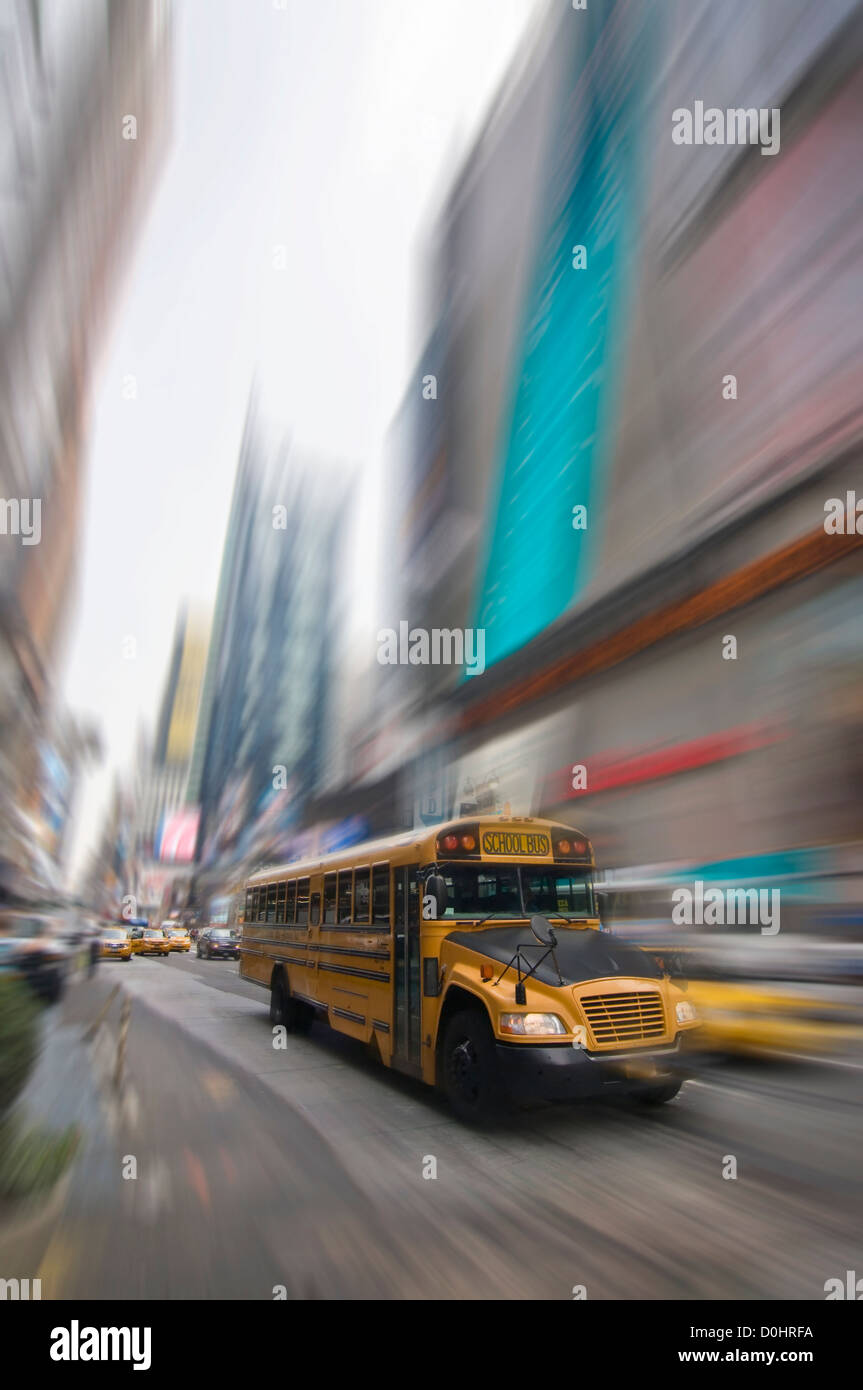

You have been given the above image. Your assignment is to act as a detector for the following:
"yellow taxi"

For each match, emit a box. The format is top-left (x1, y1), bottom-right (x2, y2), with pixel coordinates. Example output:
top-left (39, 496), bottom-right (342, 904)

top-left (686, 977), bottom-right (863, 1057)
top-left (653, 940), bottom-right (863, 1059)
top-left (164, 924), bottom-right (191, 953)
top-left (99, 926), bottom-right (132, 961)
top-left (134, 927), bottom-right (171, 958)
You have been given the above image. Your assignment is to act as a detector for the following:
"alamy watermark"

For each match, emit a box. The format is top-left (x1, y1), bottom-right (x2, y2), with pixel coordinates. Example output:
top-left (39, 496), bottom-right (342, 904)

top-left (50, 1321), bottom-right (151, 1370)
top-left (824, 492), bottom-right (863, 534)
top-left (825, 1270), bottom-right (863, 1299)
top-left (0, 498), bottom-right (41, 544)
top-left (672, 102), bottom-right (780, 157)
top-left (671, 881), bottom-right (780, 935)
top-left (377, 622), bottom-right (485, 676)
top-left (0, 1276), bottom-right (41, 1299)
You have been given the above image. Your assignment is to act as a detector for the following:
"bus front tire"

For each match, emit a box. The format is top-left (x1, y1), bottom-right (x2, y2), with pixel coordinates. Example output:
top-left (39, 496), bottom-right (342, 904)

top-left (441, 1008), bottom-right (505, 1124)
top-left (632, 1076), bottom-right (683, 1105)
top-left (269, 972), bottom-right (313, 1035)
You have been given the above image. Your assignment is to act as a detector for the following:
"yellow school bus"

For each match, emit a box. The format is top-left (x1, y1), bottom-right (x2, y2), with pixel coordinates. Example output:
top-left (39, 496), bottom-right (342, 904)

top-left (240, 817), bottom-right (701, 1120)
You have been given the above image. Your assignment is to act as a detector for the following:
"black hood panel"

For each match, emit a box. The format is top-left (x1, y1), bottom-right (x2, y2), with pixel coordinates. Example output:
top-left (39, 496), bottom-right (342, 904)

top-left (444, 925), bottom-right (662, 987)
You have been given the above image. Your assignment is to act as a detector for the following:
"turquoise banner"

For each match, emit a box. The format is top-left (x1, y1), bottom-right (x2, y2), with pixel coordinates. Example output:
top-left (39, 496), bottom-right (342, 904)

top-left (473, 2), bottom-right (658, 668)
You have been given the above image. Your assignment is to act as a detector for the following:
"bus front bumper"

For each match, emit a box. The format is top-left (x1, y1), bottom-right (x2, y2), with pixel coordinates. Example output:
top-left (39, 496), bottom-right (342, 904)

top-left (495, 1037), bottom-right (692, 1102)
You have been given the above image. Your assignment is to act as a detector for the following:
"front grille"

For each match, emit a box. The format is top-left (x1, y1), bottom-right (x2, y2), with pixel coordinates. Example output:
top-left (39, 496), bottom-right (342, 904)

top-left (580, 990), bottom-right (665, 1045)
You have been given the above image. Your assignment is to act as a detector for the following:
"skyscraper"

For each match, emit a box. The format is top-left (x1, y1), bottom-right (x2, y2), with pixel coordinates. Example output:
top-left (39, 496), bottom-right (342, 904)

top-left (189, 395), bottom-right (353, 874)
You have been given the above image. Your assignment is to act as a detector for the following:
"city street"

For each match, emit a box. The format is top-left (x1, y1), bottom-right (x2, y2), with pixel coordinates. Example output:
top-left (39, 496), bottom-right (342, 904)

top-left (3, 0), bottom-right (862, 1340)
top-left (3, 959), bottom-right (861, 1300)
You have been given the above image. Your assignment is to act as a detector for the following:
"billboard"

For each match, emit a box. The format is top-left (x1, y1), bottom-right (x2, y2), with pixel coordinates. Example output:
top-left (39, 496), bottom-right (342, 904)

top-left (156, 807), bottom-right (201, 863)
top-left (472, 2), bottom-right (661, 668)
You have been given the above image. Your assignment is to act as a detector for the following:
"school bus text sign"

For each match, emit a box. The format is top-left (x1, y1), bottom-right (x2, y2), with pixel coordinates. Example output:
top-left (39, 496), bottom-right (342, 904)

top-left (481, 830), bottom-right (551, 857)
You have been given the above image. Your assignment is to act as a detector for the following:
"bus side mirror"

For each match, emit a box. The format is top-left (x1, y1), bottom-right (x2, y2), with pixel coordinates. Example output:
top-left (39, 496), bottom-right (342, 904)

top-left (530, 915), bottom-right (557, 947)
top-left (653, 949), bottom-right (687, 982)
top-left (423, 875), bottom-right (448, 919)
top-left (666, 951), bottom-right (688, 984)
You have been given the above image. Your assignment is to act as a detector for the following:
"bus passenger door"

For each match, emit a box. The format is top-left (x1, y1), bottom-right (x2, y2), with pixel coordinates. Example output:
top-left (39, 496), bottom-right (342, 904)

top-left (392, 864), bottom-right (421, 1075)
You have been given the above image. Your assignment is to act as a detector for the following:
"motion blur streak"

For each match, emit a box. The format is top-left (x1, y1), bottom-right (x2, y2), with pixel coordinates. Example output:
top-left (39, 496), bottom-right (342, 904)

top-left (1, 0), bottom-right (862, 1301)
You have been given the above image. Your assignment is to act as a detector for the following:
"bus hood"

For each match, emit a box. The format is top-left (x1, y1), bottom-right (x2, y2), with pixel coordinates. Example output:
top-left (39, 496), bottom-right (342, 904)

top-left (443, 924), bottom-right (664, 987)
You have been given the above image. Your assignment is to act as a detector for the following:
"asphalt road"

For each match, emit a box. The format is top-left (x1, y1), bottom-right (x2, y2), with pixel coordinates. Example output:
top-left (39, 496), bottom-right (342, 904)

top-left (2, 950), bottom-right (861, 1299)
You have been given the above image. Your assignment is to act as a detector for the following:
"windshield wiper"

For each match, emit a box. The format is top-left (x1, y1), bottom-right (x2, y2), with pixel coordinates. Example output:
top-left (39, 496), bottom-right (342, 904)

top-left (464, 911), bottom-right (589, 928)
top-left (469, 911), bottom-right (524, 928)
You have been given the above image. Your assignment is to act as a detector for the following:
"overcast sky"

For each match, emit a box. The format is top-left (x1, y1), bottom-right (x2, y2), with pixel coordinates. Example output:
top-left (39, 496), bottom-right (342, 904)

top-left (61, 0), bottom-right (538, 884)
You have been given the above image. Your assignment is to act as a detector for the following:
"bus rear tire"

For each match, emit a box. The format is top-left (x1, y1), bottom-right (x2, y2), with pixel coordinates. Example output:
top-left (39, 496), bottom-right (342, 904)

top-left (441, 1008), bottom-right (505, 1125)
top-left (269, 971), bottom-right (313, 1035)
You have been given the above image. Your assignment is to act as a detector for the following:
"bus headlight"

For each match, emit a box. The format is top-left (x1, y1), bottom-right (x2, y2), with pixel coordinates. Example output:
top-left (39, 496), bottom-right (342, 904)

top-left (500, 1013), bottom-right (567, 1036)
top-left (676, 1001), bottom-right (699, 1024)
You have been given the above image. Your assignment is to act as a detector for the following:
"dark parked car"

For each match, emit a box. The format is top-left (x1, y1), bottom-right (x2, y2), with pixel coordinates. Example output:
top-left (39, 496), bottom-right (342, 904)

top-left (0, 911), bottom-right (72, 1002)
top-left (196, 927), bottom-right (240, 961)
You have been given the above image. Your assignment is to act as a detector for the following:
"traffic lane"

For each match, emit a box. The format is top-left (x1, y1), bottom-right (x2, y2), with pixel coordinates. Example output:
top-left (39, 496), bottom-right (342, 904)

top-left (13, 988), bottom-right (859, 1300)
top-left (158, 943), bottom-right (863, 1153)
top-left (16, 969), bottom-right (728, 1299)
top-left (142, 942), bottom-right (260, 1000)
top-left (5, 971), bottom-right (444, 1299)
top-left (113, 954), bottom-right (863, 1297)
top-left (126, 946), bottom-right (863, 1193)
top-left (162, 940), bottom-right (863, 1066)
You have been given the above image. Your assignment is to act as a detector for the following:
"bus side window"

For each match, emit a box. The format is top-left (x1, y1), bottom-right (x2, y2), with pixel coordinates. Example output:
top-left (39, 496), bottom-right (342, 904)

top-left (337, 871), bottom-right (352, 924)
top-left (286, 881), bottom-right (297, 923)
top-left (372, 863), bottom-right (390, 926)
top-left (266, 884), bottom-right (277, 923)
top-left (245, 889), bottom-right (253, 919)
top-left (354, 868), bottom-right (370, 924)
top-left (296, 878), bottom-right (310, 926)
top-left (275, 881), bottom-right (287, 925)
top-left (310, 892), bottom-right (321, 926)
top-left (323, 873), bottom-right (337, 924)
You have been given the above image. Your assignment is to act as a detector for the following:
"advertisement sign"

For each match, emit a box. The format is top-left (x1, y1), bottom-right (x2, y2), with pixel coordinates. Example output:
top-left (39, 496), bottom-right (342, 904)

top-left (473, 3), bottom-right (659, 667)
top-left (157, 808), bottom-right (201, 863)
top-left (451, 710), bottom-right (568, 823)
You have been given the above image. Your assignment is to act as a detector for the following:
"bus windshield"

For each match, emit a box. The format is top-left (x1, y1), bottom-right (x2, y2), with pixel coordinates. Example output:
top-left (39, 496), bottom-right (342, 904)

top-left (437, 864), bottom-right (596, 921)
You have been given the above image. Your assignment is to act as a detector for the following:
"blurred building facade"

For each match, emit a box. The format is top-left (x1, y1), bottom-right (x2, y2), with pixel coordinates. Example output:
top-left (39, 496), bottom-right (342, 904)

top-left (77, 0), bottom-right (863, 934)
top-left (362, 0), bottom-right (863, 911)
top-left (186, 396), bottom-right (355, 901)
top-left (87, 601), bottom-right (208, 921)
top-left (140, 604), bottom-right (208, 856)
top-left (0, 0), bottom-right (172, 895)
